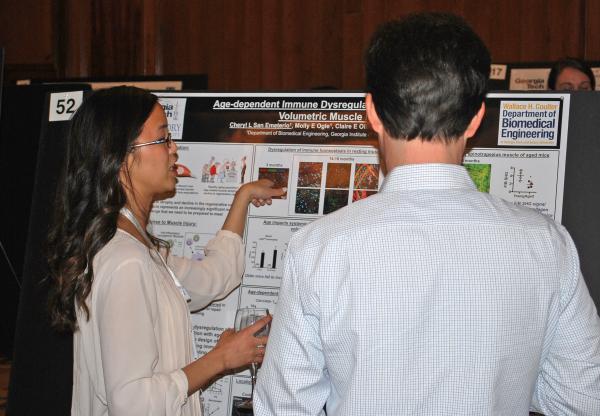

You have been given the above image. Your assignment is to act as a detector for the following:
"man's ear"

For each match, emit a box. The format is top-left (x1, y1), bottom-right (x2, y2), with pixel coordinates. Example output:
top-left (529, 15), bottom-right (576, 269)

top-left (464, 102), bottom-right (486, 140)
top-left (366, 93), bottom-right (385, 136)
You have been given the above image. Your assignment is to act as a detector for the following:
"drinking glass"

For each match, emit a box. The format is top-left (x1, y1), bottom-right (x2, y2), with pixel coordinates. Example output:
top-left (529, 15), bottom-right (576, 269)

top-left (234, 307), bottom-right (270, 410)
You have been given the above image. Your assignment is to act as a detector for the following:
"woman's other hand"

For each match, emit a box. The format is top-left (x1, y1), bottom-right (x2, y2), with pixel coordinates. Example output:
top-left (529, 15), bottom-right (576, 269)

top-left (182, 314), bottom-right (272, 395)
top-left (214, 314), bottom-right (272, 370)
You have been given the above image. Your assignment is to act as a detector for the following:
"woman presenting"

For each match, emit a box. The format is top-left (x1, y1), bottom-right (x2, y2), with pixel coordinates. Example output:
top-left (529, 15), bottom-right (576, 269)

top-left (47, 86), bottom-right (283, 415)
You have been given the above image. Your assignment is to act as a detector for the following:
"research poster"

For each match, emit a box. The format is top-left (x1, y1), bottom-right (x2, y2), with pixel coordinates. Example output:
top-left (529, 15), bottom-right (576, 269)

top-left (466, 93), bottom-right (569, 221)
top-left (150, 91), bottom-right (570, 415)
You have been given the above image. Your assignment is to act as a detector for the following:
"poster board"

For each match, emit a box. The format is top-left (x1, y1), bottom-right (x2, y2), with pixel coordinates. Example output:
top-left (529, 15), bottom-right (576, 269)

top-left (0, 84), bottom-right (89, 361)
top-left (10, 89), bottom-right (598, 415)
top-left (151, 91), bottom-right (578, 414)
top-left (560, 91), bottom-right (600, 309)
top-left (7, 87), bottom-right (88, 415)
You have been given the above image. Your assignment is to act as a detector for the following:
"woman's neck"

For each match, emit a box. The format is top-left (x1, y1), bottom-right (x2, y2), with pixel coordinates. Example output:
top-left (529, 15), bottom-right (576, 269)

top-left (118, 203), bottom-right (152, 247)
top-left (124, 203), bottom-right (150, 229)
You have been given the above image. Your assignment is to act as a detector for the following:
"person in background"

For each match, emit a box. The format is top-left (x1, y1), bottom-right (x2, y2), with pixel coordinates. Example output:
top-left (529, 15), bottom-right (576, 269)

top-left (548, 57), bottom-right (596, 91)
top-left (255, 13), bottom-right (600, 416)
top-left (47, 86), bottom-right (284, 416)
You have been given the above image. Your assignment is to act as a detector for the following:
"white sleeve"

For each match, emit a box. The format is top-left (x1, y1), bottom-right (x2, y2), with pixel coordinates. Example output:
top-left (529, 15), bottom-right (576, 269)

top-left (531, 233), bottom-right (600, 415)
top-left (168, 229), bottom-right (244, 311)
top-left (96, 259), bottom-right (189, 416)
top-left (254, 249), bottom-right (329, 416)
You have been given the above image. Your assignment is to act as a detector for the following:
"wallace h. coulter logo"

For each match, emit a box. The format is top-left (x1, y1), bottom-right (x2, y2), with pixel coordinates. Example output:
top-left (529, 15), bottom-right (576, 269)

top-left (497, 100), bottom-right (560, 147)
top-left (159, 98), bottom-right (187, 140)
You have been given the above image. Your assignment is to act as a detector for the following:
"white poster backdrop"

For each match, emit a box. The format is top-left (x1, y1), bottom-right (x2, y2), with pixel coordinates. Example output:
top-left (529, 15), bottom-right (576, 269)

top-left (149, 92), bottom-right (570, 415)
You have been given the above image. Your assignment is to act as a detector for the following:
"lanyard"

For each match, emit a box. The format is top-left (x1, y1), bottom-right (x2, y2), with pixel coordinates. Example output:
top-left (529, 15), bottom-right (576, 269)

top-left (120, 207), bottom-right (191, 303)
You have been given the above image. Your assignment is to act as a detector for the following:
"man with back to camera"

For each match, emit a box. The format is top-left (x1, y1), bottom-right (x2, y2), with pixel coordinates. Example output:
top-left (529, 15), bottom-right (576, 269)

top-left (254, 12), bottom-right (600, 416)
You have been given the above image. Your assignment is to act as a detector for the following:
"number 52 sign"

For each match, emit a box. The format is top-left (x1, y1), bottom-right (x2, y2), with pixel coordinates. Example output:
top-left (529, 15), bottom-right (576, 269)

top-left (49, 91), bottom-right (84, 122)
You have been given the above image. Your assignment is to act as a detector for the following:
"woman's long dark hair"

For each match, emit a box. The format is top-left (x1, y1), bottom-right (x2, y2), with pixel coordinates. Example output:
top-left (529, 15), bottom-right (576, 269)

top-left (47, 86), bottom-right (158, 331)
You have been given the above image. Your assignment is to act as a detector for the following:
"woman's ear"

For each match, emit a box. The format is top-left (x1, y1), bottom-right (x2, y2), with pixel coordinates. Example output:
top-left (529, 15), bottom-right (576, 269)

top-left (119, 154), bottom-right (133, 191)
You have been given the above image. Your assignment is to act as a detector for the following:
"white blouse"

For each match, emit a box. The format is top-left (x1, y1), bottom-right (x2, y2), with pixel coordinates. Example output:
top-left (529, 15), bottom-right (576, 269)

top-left (72, 229), bottom-right (244, 416)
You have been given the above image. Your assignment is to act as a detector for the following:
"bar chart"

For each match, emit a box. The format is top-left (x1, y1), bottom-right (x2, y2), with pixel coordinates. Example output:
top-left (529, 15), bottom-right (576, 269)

top-left (243, 217), bottom-right (312, 286)
top-left (249, 240), bottom-right (284, 270)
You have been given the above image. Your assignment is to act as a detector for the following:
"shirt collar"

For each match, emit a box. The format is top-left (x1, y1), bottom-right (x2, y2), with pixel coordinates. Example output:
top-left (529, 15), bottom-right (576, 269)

top-left (379, 163), bottom-right (477, 193)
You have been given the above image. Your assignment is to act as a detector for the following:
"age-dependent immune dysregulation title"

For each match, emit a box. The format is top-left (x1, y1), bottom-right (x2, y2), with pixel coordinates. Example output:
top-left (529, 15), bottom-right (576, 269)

top-left (212, 99), bottom-right (366, 122)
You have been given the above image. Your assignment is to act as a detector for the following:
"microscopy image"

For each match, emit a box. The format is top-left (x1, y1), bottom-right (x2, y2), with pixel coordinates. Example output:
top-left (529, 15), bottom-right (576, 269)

top-left (297, 162), bottom-right (323, 187)
top-left (295, 188), bottom-right (321, 214)
top-left (325, 163), bottom-right (352, 188)
top-left (323, 189), bottom-right (349, 214)
top-left (463, 163), bottom-right (491, 193)
top-left (354, 163), bottom-right (380, 190)
top-left (352, 189), bottom-right (377, 202)
top-left (259, 167), bottom-right (289, 199)
top-left (231, 396), bottom-right (253, 416)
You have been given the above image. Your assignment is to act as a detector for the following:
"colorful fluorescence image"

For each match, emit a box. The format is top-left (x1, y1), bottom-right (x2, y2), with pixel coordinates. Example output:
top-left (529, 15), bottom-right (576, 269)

top-left (297, 162), bottom-right (323, 187)
top-left (354, 163), bottom-right (380, 190)
top-left (463, 163), bottom-right (491, 193)
top-left (323, 189), bottom-right (349, 214)
top-left (258, 167), bottom-right (289, 199)
top-left (352, 189), bottom-right (378, 202)
top-left (325, 163), bottom-right (351, 189)
top-left (295, 188), bottom-right (320, 214)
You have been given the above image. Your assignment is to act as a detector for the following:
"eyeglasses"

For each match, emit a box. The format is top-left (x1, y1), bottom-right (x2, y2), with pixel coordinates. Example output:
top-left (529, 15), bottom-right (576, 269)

top-left (129, 132), bottom-right (173, 151)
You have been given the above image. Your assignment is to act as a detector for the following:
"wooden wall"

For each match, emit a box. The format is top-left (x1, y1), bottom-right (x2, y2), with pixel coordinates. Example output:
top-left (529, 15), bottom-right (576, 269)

top-left (2, 0), bottom-right (600, 90)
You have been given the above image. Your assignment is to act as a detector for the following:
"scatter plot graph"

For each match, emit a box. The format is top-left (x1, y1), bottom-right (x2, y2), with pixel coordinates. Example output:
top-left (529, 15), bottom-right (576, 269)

top-left (504, 166), bottom-right (535, 194)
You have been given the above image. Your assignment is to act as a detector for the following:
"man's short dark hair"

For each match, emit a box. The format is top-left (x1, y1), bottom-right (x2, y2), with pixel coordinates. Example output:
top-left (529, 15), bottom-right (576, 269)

top-left (365, 13), bottom-right (490, 141)
top-left (547, 57), bottom-right (596, 90)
